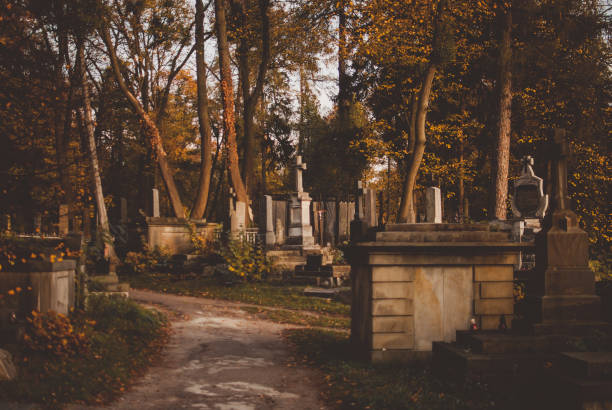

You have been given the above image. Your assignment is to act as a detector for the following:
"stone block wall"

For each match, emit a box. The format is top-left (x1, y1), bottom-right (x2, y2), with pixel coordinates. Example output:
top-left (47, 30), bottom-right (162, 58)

top-left (350, 224), bottom-right (524, 362)
top-left (473, 265), bottom-right (514, 329)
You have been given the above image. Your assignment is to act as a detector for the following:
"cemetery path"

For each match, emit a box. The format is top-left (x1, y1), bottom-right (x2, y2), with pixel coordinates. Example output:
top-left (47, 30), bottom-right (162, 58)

top-left (71, 289), bottom-right (327, 410)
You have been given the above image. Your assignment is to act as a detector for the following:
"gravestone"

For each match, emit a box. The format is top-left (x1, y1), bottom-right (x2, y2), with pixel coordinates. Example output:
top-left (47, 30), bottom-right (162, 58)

top-left (527, 129), bottom-right (602, 327)
top-left (338, 202), bottom-right (350, 242)
top-left (425, 187), bottom-right (442, 223)
top-left (287, 156), bottom-right (315, 246)
top-left (511, 156), bottom-right (548, 219)
top-left (263, 195), bottom-right (276, 246)
top-left (58, 204), bottom-right (69, 235)
top-left (151, 189), bottom-right (160, 218)
top-left (364, 188), bottom-right (378, 228)
top-left (350, 181), bottom-right (368, 242)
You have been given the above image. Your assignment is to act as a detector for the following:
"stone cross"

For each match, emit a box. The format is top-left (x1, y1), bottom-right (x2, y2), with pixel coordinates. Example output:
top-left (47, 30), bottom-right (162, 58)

top-left (521, 155), bottom-right (535, 176)
top-left (552, 129), bottom-right (570, 212)
top-left (293, 155), bottom-right (307, 193)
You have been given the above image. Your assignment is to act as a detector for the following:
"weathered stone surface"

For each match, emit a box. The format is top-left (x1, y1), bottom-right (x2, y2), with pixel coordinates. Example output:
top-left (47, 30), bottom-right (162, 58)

top-left (474, 265), bottom-right (513, 282)
top-left (372, 282), bottom-right (413, 299)
top-left (480, 282), bottom-right (513, 299)
top-left (147, 218), bottom-right (217, 254)
top-left (425, 186), bottom-right (442, 223)
top-left (372, 266), bottom-right (415, 282)
top-left (368, 252), bottom-right (520, 266)
top-left (0, 349), bottom-right (17, 381)
top-left (372, 332), bottom-right (414, 349)
top-left (372, 316), bottom-right (414, 333)
top-left (414, 266), bottom-right (472, 350)
top-left (474, 298), bottom-right (513, 315)
top-left (372, 299), bottom-right (413, 316)
top-left (559, 352), bottom-right (612, 380)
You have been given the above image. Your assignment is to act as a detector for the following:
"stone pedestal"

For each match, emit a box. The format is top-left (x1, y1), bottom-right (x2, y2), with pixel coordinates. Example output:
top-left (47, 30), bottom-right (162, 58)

top-left (287, 192), bottom-right (314, 246)
top-left (350, 223), bottom-right (524, 362)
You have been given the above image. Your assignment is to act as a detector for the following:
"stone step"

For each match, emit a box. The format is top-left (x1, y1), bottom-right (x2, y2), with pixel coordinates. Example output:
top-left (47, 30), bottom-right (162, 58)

top-left (463, 333), bottom-right (557, 354)
top-left (558, 352), bottom-right (612, 380)
top-left (386, 223), bottom-right (490, 232)
top-left (376, 230), bottom-right (511, 243)
top-left (433, 341), bottom-right (551, 380)
top-left (513, 319), bottom-right (612, 337)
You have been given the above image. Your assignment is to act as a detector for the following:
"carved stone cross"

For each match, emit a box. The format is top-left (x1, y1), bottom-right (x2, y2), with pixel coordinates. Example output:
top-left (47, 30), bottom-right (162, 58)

top-left (521, 155), bottom-right (535, 176)
top-left (552, 129), bottom-right (570, 212)
top-left (293, 155), bottom-right (307, 192)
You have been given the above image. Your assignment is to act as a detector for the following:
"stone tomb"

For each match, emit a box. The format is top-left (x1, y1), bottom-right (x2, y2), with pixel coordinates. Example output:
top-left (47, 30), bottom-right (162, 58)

top-left (350, 223), bottom-right (524, 362)
top-left (146, 217), bottom-right (218, 254)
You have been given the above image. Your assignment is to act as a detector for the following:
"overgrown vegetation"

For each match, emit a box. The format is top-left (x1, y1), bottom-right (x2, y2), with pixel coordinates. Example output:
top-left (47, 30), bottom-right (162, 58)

top-left (0, 295), bottom-right (169, 408)
top-left (126, 273), bottom-right (349, 316)
top-left (121, 246), bottom-right (172, 275)
top-left (285, 329), bottom-right (498, 410)
top-left (220, 237), bottom-right (271, 281)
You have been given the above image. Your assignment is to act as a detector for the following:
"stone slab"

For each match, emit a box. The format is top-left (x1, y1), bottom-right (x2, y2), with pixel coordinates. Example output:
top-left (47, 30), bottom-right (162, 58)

top-left (372, 266), bottom-right (415, 282)
top-left (372, 299), bottom-right (413, 316)
top-left (372, 282), bottom-right (413, 299)
top-left (474, 298), bottom-right (514, 315)
top-left (372, 316), bottom-right (414, 333)
top-left (480, 314), bottom-right (514, 330)
top-left (368, 252), bottom-right (520, 266)
top-left (480, 282), bottom-right (514, 299)
top-left (559, 352), bottom-right (612, 380)
top-left (474, 265), bottom-right (514, 282)
top-left (372, 332), bottom-right (414, 349)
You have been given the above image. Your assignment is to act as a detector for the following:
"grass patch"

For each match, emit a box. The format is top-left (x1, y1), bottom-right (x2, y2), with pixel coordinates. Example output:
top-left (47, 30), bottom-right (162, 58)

top-left (0, 295), bottom-right (169, 408)
top-left (240, 306), bottom-right (350, 329)
top-left (125, 272), bottom-right (350, 316)
top-left (285, 329), bottom-right (498, 410)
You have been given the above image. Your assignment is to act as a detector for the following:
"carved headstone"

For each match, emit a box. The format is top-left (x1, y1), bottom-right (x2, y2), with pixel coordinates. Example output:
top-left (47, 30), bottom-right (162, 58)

top-left (511, 156), bottom-right (548, 219)
top-left (365, 188), bottom-right (378, 228)
top-left (263, 195), bottom-right (276, 246)
top-left (287, 156), bottom-right (315, 246)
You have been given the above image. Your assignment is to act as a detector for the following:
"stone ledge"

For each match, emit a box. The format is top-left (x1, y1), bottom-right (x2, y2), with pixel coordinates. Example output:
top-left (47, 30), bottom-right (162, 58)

top-left (474, 298), bottom-right (514, 315)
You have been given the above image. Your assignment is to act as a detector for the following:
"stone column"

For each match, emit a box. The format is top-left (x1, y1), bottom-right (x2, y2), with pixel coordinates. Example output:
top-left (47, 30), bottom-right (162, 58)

top-left (264, 195), bottom-right (276, 246)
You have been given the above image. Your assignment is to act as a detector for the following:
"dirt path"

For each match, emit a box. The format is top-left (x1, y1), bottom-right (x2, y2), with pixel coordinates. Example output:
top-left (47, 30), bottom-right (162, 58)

top-left (71, 289), bottom-right (328, 410)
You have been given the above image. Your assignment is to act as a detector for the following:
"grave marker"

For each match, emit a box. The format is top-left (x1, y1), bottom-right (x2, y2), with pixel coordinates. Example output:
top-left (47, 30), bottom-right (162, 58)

top-left (425, 187), bottom-right (442, 223)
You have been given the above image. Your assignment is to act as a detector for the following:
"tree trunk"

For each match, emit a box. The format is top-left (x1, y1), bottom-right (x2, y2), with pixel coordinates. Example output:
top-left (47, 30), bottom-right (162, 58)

top-left (101, 26), bottom-right (185, 218)
top-left (238, 0), bottom-right (271, 196)
top-left (191, 0), bottom-right (214, 219)
top-left (492, 2), bottom-right (512, 220)
top-left (398, 65), bottom-right (437, 223)
top-left (78, 45), bottom-right (118, 274)
top-left (337, 0), bottom-right (350, 125)
top-left (397, 93), bottom-right (418, 220)
top-left (215, 0), bottom-right (248, 204)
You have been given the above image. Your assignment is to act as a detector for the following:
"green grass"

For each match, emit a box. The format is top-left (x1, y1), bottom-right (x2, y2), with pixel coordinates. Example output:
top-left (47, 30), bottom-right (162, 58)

top-left (240, 306), bottom-right (350, 329)
top-left (125, 272), bottom-right (350, 316)
top-left (0, 295), bottom-right (169, 408)
top-left (284, 329), bottom-right (499, 410)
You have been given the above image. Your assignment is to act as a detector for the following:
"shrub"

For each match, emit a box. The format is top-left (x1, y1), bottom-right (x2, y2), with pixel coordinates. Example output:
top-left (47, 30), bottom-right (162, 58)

top-left (121, 246), bottom-right (171, 274)
top-left (220, 237), bottom-right (271, 281)
top-left (23, 310), bottom-right (91, 357)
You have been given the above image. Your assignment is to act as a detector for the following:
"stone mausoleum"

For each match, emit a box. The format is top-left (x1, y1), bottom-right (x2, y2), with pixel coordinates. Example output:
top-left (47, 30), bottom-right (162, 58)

top-left (350, 223), bottom-right (526, 362)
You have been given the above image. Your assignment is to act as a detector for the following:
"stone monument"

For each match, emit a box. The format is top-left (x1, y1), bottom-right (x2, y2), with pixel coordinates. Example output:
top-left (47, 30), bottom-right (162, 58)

top-left (527, 130), bottom-right (602, 328)
top-left (287, 156), bottom-right (314, 246)
top-left (425, 186), bottom-right (442, 223)
top-left (511, 155), bottom-right (548, 220)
